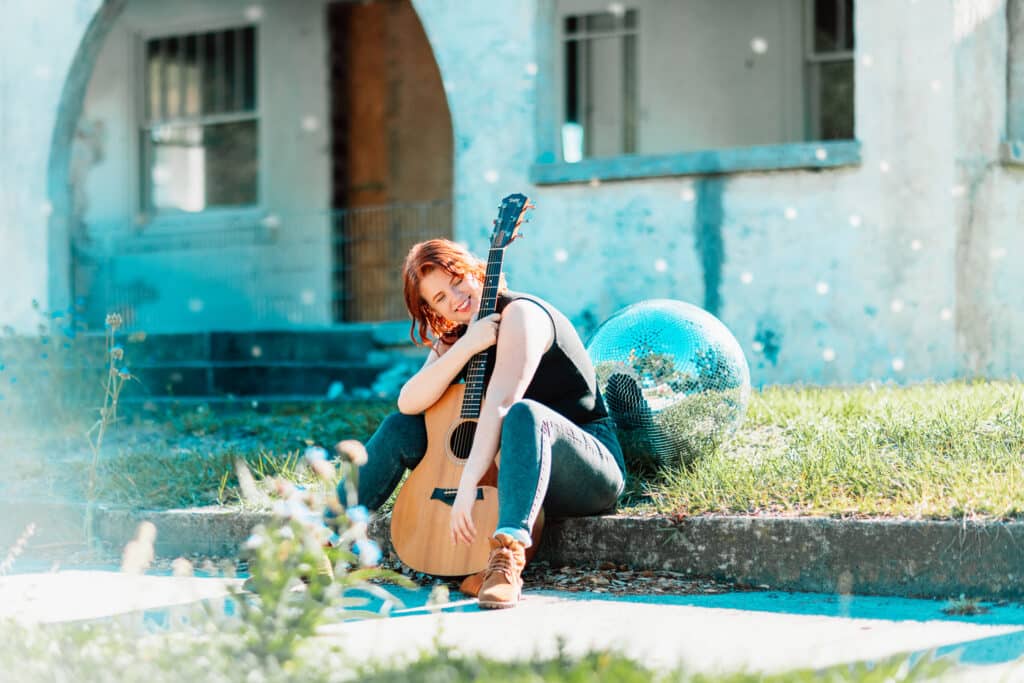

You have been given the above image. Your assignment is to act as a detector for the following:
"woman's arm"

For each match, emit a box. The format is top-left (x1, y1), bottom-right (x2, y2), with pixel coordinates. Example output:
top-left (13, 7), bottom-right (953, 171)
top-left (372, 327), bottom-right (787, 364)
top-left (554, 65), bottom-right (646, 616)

top-left (450, 301), bottom-right (554, 544)
top-left (396, 313), bottom-right (502, 415)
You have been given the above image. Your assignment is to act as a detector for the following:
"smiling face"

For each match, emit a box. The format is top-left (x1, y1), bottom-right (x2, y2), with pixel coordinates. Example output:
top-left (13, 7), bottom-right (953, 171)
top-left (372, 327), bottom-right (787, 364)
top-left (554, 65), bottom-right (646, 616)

top-left (418, 267), bottom-right (483, 325)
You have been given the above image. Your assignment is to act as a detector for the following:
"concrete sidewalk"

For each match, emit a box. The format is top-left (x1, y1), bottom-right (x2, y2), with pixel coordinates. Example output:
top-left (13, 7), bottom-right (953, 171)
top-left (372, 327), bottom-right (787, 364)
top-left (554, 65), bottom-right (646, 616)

top-left (3, 569), bottom-right (1024, 680)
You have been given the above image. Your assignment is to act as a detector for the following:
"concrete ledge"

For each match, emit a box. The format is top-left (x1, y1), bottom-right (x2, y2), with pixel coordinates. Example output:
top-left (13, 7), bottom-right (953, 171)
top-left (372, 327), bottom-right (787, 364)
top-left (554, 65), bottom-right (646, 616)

top-left (530, 140), bottom-right (861, 184)
top-left (537, 515), bottom-right (1024, 600)
top-left (90, 508), bottom-right (1024, 600)
top-left (95, 506), bottom-right (272, 558)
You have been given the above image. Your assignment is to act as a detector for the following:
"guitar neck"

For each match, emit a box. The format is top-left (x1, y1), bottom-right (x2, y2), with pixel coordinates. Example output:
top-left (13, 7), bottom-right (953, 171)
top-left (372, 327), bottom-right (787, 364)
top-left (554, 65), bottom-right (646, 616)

top-left (460, 247), bottom-right (506, 419)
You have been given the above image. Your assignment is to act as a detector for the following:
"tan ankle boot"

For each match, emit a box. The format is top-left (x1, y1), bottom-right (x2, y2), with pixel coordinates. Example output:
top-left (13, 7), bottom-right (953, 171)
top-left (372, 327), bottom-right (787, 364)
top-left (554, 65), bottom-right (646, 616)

top-left (478, 533), bottom-right (526, 609)
top-left (459, 569), bottom-right (486, 597)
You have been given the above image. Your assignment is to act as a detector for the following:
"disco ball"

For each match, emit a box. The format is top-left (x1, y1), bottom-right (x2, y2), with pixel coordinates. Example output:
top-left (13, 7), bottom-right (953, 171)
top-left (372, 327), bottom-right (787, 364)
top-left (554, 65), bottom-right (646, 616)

top-left (587, 299), bottom-right (751, 471)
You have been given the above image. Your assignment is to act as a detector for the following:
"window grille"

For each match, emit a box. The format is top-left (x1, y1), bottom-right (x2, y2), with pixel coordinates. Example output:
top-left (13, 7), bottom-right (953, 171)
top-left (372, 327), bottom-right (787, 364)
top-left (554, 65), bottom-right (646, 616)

top-left (141, 25), bottom-right (259, 214)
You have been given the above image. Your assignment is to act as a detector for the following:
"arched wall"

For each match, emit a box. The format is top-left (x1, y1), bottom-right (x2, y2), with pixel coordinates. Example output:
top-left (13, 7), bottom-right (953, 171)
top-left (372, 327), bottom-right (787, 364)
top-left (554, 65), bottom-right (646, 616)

top-left (0, 0), bottom-right (110, 330)
top-left (45, 1), bottom-right (127, 320)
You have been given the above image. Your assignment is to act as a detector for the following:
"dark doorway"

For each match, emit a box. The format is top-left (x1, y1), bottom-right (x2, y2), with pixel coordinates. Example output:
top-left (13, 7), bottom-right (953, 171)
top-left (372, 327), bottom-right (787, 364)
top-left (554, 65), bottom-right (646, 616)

top-left (327, 0), bottom-right (454, 322)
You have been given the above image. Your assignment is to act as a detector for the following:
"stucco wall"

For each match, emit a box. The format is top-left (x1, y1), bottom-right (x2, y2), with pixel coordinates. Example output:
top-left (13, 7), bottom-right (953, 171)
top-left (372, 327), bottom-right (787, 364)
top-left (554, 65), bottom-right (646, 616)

top-left (414, 0), bottom-right (966, 385)
top-left (0, 0), bottom-right (1020, 385)
top-left (0, 0), bottom-right (104, 331)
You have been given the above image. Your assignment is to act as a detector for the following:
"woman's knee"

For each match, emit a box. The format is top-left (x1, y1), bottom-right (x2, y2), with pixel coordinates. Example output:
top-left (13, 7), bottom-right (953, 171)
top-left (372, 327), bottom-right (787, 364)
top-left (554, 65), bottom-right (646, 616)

top-left (499, 400), bottom-right (549, 463)
top-left (371, 411), bottom-right (425, 442)
top-left (367, 411), bottom-right (426, 467)
top-left (502, 399), bottom-right (545, 434)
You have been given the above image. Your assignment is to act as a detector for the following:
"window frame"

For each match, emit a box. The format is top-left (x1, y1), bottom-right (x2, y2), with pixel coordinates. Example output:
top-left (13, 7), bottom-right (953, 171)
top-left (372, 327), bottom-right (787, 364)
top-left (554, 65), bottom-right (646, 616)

top-left (803, 0), bottom-right (856, 141)
top-left (134, 18), bottom-right (264, 228)
top-left (557, 6), bottom-right (640, 161)
top-left (531, 0), bottom-right (861, 185)
top-left (1003, 0), bottom-right (1024, 167)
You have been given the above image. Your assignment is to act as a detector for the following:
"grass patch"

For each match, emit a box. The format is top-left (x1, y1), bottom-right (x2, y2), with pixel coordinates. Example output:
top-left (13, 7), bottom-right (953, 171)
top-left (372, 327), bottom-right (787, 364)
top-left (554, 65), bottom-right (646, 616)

top-left (355, 646), bottom-right (951, 682)
top-left (646, 380), bottom-right (1024, 520)
top-left (10, 380), bottom-right (1024, 521)
top-left (0, 619), bottom-right (954, 683)
top-left (20, 400), bottom-right (395, 510)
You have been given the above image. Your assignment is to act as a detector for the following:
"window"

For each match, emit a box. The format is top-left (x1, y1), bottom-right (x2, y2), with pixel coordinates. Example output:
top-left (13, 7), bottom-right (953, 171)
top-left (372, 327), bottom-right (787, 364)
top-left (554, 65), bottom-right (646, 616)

top-left (551, 0), bottom-right (856, 165)
top-left (561, 9), bottom-right (638, 161)
top-left (806, 0), bottom-right (855, 140)
top-left (141, 26), bottom-right (259, 214)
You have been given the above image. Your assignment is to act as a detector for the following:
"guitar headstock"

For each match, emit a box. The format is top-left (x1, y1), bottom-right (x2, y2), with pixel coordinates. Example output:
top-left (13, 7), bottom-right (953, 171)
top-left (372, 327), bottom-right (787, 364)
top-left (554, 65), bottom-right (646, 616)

top-left (490, 193), bottom-right (533, 249)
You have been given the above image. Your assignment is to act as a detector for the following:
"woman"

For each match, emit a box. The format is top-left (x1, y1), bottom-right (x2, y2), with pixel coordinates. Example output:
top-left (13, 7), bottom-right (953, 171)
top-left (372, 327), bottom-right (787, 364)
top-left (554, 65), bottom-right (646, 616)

top-left (351, 238), bottom-right (625, 609)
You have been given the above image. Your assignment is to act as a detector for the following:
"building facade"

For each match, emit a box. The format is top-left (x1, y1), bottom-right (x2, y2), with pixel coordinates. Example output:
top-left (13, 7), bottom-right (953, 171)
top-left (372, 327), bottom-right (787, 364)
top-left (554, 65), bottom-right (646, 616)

top-left (0, 0), bottom-right (1021, 385)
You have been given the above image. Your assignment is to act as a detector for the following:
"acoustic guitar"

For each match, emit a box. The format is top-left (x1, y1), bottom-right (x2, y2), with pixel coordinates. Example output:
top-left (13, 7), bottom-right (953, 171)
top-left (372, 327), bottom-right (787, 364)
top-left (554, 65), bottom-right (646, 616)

top-left (390, 193), bottom-right (540, 576)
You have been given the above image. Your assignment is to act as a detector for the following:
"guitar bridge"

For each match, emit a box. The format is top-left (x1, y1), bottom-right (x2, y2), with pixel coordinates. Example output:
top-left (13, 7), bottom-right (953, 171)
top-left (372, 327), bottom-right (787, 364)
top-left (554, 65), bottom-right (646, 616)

top-left (430, 487), bottom-right (485, 506)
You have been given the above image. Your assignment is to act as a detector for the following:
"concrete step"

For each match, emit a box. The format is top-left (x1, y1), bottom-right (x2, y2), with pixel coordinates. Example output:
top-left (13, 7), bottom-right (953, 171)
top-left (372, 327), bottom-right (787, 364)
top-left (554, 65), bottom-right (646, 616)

top-left (1, 324), bottom-right (423, 400)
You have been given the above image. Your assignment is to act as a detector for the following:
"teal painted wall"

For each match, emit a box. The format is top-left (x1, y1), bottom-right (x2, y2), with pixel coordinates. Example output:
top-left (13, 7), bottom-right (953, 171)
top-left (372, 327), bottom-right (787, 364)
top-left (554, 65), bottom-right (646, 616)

top-left (2, 0), bottom-right (1021, 385)
top-left (0, 0), bottom-right (104, 330)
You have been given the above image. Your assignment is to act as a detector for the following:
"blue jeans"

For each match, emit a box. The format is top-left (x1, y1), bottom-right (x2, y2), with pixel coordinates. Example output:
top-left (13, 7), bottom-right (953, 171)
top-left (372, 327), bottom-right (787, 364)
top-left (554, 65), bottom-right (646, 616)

top-left (350, 399), bottom-right (626, 546)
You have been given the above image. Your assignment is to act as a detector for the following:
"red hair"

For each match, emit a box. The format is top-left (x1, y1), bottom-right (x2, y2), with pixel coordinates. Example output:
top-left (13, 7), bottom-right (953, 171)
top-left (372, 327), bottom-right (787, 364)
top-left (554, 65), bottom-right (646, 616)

top-left (402, 239), bottom-right (505, 347)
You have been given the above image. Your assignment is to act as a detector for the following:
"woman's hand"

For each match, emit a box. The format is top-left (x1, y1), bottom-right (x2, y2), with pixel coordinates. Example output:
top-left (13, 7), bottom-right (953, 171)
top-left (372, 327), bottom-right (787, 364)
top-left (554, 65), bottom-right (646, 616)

top-left (449, 483), bottom-right (478, 546)
top-left (456, 313), bottom-right (501, 355)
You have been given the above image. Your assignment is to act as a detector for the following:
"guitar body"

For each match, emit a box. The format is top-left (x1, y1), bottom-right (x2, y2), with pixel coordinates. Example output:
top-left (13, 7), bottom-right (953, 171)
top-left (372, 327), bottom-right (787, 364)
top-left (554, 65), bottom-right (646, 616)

top-left (390, 384), bottom-right (500, 576)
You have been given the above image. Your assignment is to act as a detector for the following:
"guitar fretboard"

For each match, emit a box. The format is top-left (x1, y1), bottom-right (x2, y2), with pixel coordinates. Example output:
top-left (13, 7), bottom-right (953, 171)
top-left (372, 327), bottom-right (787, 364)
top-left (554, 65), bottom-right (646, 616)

top-left (460, 246), bottom-right (505, 419)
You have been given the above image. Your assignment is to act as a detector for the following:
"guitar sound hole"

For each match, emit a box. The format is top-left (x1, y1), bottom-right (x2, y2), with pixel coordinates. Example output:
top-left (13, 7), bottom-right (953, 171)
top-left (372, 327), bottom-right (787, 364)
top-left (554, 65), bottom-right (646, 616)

top-left (448, 421), bottom-right (477, 460)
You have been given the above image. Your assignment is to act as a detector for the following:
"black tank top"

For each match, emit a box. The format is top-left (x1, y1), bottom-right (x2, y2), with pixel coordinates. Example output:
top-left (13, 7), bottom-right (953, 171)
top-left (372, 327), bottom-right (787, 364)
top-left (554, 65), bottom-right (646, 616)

top-left (464, 291), bottom-right (609, 425)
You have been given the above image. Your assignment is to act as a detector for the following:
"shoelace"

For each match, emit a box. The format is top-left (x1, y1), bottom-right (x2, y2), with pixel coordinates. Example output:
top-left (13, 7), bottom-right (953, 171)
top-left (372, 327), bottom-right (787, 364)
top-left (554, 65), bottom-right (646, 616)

top-left (484, 548), bottom-right (518, 583)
